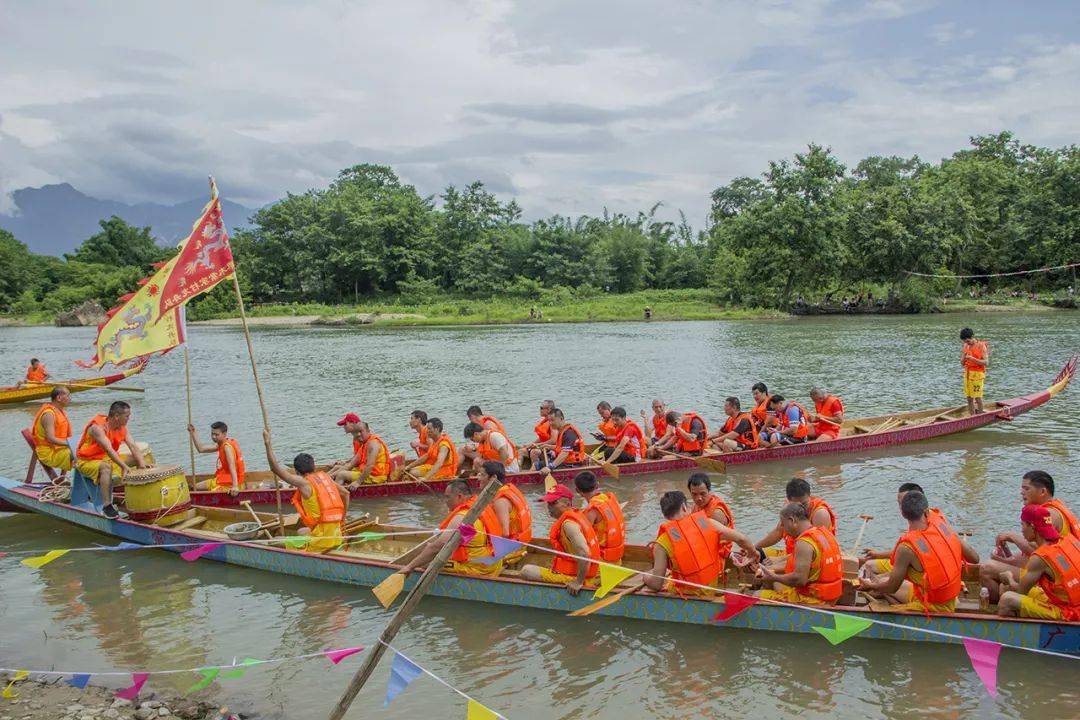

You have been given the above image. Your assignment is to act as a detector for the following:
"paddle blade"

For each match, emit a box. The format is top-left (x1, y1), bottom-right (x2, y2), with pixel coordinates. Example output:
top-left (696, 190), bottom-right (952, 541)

top-left (372, 573), bottom-right (405, 609)
top-left (694, 457), bottom-right (726, 474)
top-left (568, 583), bottom-right (640, 617)
top-left (389, 467), bottom-right (404, 483)
top-left (544, 473), bottom-right (557, 493)
top-left (602, 462), bottom-right (620, 479)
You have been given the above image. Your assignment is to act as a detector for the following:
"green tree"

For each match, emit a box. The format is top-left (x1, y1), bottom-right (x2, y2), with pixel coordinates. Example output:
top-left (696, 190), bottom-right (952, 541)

top-left (67, 216), bottom-right (167, 268)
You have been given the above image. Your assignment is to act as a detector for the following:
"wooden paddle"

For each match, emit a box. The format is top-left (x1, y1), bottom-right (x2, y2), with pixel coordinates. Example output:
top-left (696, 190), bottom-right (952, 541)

top-left (568, 580), bottom-right (645, 616)
top-left (670, 452), bottom-right (726, 474)
top-left (849, 514), bottom-right (873, 556)
top-left (26, 380), bottom-right (145, 394)
top-left (371, 573), bottom-right (406, 609)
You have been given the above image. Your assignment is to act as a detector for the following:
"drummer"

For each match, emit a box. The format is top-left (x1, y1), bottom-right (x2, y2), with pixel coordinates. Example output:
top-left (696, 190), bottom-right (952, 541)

top-left (74, 400), bottom-right (148, 519)
top-left (188, 421), bottom-right (246, 495)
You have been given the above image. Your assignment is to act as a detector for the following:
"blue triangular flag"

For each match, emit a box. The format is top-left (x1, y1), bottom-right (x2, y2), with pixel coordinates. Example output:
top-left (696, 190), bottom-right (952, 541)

top-left (67, 673), bottom-right (91, 689)
top-left (476, 536), bottom-right (522, 565)
top-left (383, 653), bottom-right (423, 707)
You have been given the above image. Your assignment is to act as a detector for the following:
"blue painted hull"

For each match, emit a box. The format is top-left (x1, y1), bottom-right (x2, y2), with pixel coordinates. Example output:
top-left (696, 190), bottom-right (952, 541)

top-left (2, 475), bottom-right (1077, 654)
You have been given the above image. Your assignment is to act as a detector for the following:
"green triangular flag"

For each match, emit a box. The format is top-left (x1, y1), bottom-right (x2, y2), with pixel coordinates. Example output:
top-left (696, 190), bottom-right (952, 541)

top-left (282, 536), bottom-right (309, 549)
top-left (812, 614), bottom-right (873, 645)
top-left (220, 658), bottom-right (261, 679)
top-left (356, 531), bottom-right (387, 543)
top-left (592, 564), bottom-right (637, 600)
top-left (185, 668), bottom-right (220, 695)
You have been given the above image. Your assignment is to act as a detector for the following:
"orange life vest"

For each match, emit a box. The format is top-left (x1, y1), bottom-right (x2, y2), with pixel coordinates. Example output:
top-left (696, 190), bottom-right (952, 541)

top-left (439, 497), bottom-right (503, 563)
top-left (675, 412), bottom-right (707, 453)
top-left (534, 418), bottom-right (552, 443)
top-left (658, 511), bottom-right (722, 588)
top-left (414, 425), bottom-right (430, 458)
top-left (1043, 498), bottom-right (1080, 538)
top-left (292, 471), bottom-right (345, 529)
top-left (1033, 536), bottom-right (1080, 620)
top-left (494, 483), bottom-right (533, 544)
top-left (613, 420), bottom-right (644, 459)
top-left (776, 402), bottom-right (810, 439)
top-left (25, 365), bottom-right (47, 382)
top-left (893, 523), bottom-right (964, 606)
top-left (480, 415), bottom-right (507, 437)
top-left (962, 340), bottom-right (988, 373)
top-left (703, 494), bottom-right (735, 561)
top-left (722, 412), bottom-right (759, 449)
top-left (651, 413), bottom-right (668, 440)
top-left (587, 492), bottom-right (626, 563)
top-left (751, 395), bottom-right (774, 428)
top-left (76, 414), bottom-right (128, 460)
top-left (356, 433), bottom-right (391, 477)
top-left (813, 395), bottom-right (844, 436)
top-left (786, 526), bottom-right (843, 601)
top-left (31, 403), bottom-right (71, 448)
top-left (424, 434), bottom-right (459, 479)
top-left (554, 424), bottom-right (586, 464)
top-left (214, 438), bottom-right (246, 487)
top-left (598, 417), bottom-right (618, 447)
top-left (550, 508), bottom-right (601, 578)
top-left (478, 431), bottom-right (517, 465)
top-left (784, 496), bottom-right (837, 555)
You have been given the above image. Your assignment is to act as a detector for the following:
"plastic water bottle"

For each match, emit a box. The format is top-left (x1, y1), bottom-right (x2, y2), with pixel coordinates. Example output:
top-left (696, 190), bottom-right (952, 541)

top-left (979, 586), bottom-right (990, 611)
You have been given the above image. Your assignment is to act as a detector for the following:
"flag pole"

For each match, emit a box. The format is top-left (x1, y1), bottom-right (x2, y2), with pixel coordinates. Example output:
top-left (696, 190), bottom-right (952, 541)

top-left (184, 344), bottom-right (197, 485)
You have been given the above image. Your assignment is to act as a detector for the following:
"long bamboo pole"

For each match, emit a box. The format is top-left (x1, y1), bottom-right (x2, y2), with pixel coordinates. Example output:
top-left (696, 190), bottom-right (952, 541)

top-left (326, 478), bottom-right (501, 720)
top-left (183, 345), bottom-right (197, 483)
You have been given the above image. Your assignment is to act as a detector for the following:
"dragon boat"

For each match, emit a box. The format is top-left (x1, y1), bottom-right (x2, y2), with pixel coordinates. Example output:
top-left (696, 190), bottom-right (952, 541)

top-left (0, 361), bottom-right (146, 406)
top-left (1, 474), bottom-right (1077, 654)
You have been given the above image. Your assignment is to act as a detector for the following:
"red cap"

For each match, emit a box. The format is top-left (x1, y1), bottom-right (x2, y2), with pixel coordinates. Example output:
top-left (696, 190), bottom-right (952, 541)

top-left (336, 412), bottom-right (361, 427)
top-left (1021, 504), bottom-right (1060, 540)
top-left (539, 485), bottom-right (574, 503)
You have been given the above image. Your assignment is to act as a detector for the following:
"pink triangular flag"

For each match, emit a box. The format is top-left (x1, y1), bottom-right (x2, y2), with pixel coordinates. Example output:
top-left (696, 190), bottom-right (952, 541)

top-left (963, 638), bottom-right (1002, 698)
top-left (457, 524), bottom-right (477, 545)
top-left (115, 673), bottom-right (149, 700)
top-left (712, 594), bottom-right (758, 621)
top-left (181, 543), bottom-right (223, 562)
top-left (324, 646), bottom-right (364, 665)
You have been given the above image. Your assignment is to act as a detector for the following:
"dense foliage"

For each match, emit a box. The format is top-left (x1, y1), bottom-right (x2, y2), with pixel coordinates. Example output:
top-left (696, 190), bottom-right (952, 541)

top-left (2, 131), bottom-right (1076, 317)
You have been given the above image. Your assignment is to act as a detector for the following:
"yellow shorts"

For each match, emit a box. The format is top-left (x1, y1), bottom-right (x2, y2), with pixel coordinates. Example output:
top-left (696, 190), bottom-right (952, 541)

top-left (887, 599), bottom-right (957, 613)
top-left (210, 477), bottom-right (243, 492)
top-left (663, 580), bottom-right (716, 597)
top-left (759, 587), bottom-right (828, 605)
top-left (1019, 586), bottom-right (1065, 620)
top-left (411, 464), bottom-right (453, 480)
top-left (446, 559), bottom-right (504, 577)
top-left (964, 371), bottom-right (985, 399)
top-left (345, 470), bottom-right (388, 485)
top-left (538, 568), bottom-right (599, 586)
top-left (76, 458), bottom-right (123, 483)
top-left (304, 522), bottom-right (344, 553)
top-left (870, 559), bottom-right (893, 574)
top-left (35, 445), bottom-right (73, 472)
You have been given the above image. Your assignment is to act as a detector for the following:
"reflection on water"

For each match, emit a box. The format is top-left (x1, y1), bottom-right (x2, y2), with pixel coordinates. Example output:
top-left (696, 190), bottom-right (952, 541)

top-left (1, 313), bottom-right (1078, 719)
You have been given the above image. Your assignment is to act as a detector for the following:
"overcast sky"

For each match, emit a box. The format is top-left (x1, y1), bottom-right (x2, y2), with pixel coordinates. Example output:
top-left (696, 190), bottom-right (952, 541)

top-left (1, 0), bottom-right (1077, 226)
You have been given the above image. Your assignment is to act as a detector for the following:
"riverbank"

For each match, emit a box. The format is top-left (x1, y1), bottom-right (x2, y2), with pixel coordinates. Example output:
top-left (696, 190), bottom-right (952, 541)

top-left (0, 676), bottom-right (228, 720)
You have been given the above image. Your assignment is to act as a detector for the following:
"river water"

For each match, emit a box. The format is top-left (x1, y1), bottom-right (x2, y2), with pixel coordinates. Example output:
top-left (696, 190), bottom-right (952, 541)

top-left (1, 313), bottom-right (1077, 719)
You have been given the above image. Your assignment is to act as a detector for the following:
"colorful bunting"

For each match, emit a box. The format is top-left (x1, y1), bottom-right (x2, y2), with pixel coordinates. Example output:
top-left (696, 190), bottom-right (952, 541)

top-left (963, 638), bottom-right (1003, 698)
top-left (115, 673), bottom-right (149, 700)
top-left (180, 543), bottom-right (223, 562)
top-left (712, 594), bottom-right (758, 622)
top-left (185, 668), bottom-right (220, 695)
top-left (384, 653), bottom-right (423, 707)
top-left (324, 647), bottom-right (364, 665)
top-left (220, 658), bottom-right (260, 679)
top-left (593, 564), bottom-right (637, 600)
top-left (476, 536), bottom-right (522, 566)
top-left (21, 549), bottom-right (70, 569)
top-left (813, 614), bottom-right (874, 645)
top-left (67, 674), bottom-right (91, 689)
top-left (355, 531), bottom-right (387, 543)
top-left (457, 525), bottom-right (477, 545)
top-left (282, 536), bottom-right (309, 549)
top-left (2, 670), bottom-right (28, 699)
top-left (466, 699), bottom-right (500, 720)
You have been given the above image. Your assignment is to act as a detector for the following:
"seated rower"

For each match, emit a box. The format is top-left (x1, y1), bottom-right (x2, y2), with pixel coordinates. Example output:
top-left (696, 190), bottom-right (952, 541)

top-left (462, 405), bottom-right (508, 470)
top-left (710, 396), bottom-right (759, 453)
top-left (464, 421), bottom-right (520, 473)
top-left (574, 470), bottom-right (626, 564)
top-left (402, 417), bottom-right (459, 481)
top-left (997, 504), bottom-right (1080, 621)
top-left (333, 412), bottom-right (364, 467)
top-left (643, 490), bottom-right (757, 596)
top-left (687, 473), bottom-right (737, 572)
top-left (262, 429), bottom-right (349, 553)
top-left (75, 400), bottom-right (148, 519)
top-left (860, 491), bottom-right (978, 612)
top-left (31, 386), bottom-right (74, 475)
top-left (521, 484), bottom-right (601, 595)
top-left (396, 479), bottom-right (505, 577)
top-left (750, 382), bottom-right (774, 442)
top-left (860, 482), bottom-right (960, 575)
top-left (332, 421), bottom-right (391, 488)
top-left (602, 406), bottom-right (644, 463)
top-left (755, 478), bottom-right (836, 568)
top-left (979, 470), bottom-right (1078, 603)
top-left (525, 399), bottom-right (556, 470)
top-left (809, 387), bottom-right (844, 442)
top-left (593, 401), bottom-right (618, 453)
top-left (642, 399), bottom-right (670, 459)
top-left (23, 357), bottom-right (50, 386)
top-left (478, 461), bottom-right (532, 564)
top-left (757, 503), bottom-right (843, 606)
top-left (409, 410), bottom-right (430, 458)
top-left (666, 410), bottom-right (708, 456)
top-left (188, 421), bottom-right (246, 495)
top-left (762, 395), bottom-right (810, 447)
top-left (536, 408), bottom-right (586, 472)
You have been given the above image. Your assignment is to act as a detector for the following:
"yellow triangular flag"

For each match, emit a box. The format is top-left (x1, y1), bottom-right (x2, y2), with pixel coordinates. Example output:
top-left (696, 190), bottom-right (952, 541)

top-left (372, 572), bottom-right (405, 609)
top-left (2, 670), bottom-right (29, 699)
top-left (466, 699), bottom-right (498, 720)
top-left (593, 564), bottom-right (637, 600)
top-left (21, 549), bottom-right (70, 569)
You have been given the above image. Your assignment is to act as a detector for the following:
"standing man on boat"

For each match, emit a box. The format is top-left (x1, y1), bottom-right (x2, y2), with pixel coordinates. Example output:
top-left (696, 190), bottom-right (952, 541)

top-left (75, 400), bottom-right (148, 519)
top-left (711, 397), bottom-right (759, 452)
top-left (996, 504), bottom-right (1080, 621)
top-left (521, 484), bottom-right (601, 595)
top-left (332, 421), bottom-right (391, 487)
top-left (409, 410), bottom-right (430, 458)
top-left (642, 399), bottom-right (669, 459)
top-left (666, 410), bottom-right (708, 456)
top-left (464, 421), bottom-right (520, 473)
top-left (396, 479), bottom-right (504, 577)
top-left (31, 385), bottom-right (74, 476)
top-left (188, 421), bottom-right (246, 495)
top-left (524, 400), bottom-right (556, 469)
top-left (603, 407), bottom-right (644, 463)
top-left (574, 470), bottom-right (626, 564)
top-left (960, 327), bottom-right (989, 414)
top-left (478, 461), bottom-right (532, 565)
top-left (757, 503), bottom-right (843, 606)
top-left (755, 478), bottom-right (836, 568)
top-left (538, 408), bottom-right (586, 472)
top-left (808, 388), bottom-right (844, 442)
top-left (262, 429), bottom-right (349, 553)
top-left (402, 417), bottom-right (459, 480)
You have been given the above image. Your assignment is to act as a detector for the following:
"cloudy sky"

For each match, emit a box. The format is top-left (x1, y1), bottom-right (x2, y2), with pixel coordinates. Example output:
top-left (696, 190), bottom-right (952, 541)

top-left (1, 0), bottom-right (1077, 226)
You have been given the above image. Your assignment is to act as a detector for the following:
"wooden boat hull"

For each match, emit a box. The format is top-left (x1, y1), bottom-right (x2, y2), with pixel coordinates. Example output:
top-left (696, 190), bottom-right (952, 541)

top-left (181, 357), bottom-right (1076, 507)
top-left (1, 474), bottom-right (1077, 654)
top-left (0, 362), bottom-right (146, 405)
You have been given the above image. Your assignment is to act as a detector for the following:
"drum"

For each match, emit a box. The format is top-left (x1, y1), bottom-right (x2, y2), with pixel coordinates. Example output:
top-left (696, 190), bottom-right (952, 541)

top-left (122, 464), bottom-right (194, 526)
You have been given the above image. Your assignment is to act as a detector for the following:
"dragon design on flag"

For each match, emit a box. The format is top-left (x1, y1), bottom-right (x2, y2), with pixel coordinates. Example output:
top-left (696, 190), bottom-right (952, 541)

top-left (185, 218), bottom-right (228, 275)
top-left (101, 303), bottom-right (152, 361)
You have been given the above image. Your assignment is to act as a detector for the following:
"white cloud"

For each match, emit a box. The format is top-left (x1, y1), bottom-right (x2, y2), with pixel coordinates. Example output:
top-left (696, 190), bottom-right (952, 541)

top-left (929, 22), bottom-right (976, 44)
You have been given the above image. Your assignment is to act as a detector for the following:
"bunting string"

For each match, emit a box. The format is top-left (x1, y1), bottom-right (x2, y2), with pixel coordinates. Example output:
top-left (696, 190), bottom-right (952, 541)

top-left (902, 261), bottom-right (1078, 279)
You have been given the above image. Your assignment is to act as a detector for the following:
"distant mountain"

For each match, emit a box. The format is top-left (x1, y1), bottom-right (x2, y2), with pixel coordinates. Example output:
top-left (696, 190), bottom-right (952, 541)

top-left (0, 183), bottom-right (258, 256)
